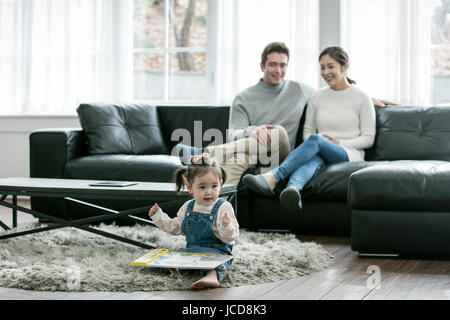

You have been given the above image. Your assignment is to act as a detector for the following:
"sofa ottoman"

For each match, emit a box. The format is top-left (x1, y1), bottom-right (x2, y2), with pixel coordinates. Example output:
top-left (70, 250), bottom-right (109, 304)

top-left (349, 161), bottom-right (450, 256)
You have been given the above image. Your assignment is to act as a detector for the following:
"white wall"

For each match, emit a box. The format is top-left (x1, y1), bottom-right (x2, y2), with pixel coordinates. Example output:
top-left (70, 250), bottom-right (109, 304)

top-left (320, 0), bottom-right (341, 49)
top-left (0, 116), bottom-right (80, 178)
top-left (319, 0), bottom-right (341, 87)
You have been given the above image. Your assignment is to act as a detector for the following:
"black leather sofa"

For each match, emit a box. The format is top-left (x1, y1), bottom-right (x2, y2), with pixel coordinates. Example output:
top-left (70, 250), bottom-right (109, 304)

top-left (30, 104), bottom-right (230, 220)
top-left (29, 103), bottom-right (450, 256)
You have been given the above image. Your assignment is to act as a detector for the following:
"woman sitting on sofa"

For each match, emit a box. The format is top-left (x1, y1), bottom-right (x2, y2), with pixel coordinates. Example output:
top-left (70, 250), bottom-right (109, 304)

top-left (243, 46), bottom-right (376, 210)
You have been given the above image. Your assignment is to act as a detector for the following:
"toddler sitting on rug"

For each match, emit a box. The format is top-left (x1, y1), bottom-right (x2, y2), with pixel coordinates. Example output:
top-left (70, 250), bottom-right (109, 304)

top-left (148, 153), bottom-right (239, 289)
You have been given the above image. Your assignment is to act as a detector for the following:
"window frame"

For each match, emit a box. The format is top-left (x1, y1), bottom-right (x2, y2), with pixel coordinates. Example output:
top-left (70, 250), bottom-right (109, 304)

top-left (430, 43), bottom-right (450, 105)
top-left (430, 0), bottom-right (450, 105)
top-left (132, 0), bottom-right (217, 105)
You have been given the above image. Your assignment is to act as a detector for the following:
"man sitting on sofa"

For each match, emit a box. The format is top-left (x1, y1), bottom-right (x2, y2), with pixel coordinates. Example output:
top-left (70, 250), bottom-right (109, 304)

top-left (177, 42), bottom-right (395, 186)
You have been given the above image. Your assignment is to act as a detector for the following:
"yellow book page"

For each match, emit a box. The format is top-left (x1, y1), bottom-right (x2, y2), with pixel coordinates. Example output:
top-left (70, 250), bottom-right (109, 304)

top-left (131, 249), bottom-right (169, 266)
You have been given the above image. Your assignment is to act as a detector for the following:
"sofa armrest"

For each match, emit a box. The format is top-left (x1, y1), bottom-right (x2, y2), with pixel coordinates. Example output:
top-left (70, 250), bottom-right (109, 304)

top-left (30, 128), bottom-right (87, 178)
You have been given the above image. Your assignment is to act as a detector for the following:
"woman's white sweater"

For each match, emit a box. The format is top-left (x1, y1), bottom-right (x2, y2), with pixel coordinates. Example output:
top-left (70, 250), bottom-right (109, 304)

top-left (303, 85), bottom-right (376, 161)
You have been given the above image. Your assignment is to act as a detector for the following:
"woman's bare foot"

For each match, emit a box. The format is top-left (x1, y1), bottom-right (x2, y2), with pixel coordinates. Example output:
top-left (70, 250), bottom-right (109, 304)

top-left (242, 172), bottom-right (277, 196)
top-left (261, 172), bottom-right (277, 191)
top-left (189, 270), bottom-right (220, 290)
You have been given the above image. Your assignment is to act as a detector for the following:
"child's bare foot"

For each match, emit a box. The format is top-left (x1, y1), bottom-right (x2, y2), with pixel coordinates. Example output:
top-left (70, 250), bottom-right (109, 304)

top-left (189, 270), bottom-right (220, 290)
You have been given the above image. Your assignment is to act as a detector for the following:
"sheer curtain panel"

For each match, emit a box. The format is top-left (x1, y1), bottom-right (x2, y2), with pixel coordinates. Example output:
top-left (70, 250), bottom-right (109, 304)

top-left (341, 0), bottom-right (433, 105)
top-left (215, 0), bottom-right (319, 103)
top-left (0, 0), bottom-right (132, 115)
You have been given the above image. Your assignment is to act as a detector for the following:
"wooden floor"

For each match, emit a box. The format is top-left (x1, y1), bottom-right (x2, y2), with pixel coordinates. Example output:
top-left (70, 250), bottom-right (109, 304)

top-left (0, 198), bottom-right (449, 300)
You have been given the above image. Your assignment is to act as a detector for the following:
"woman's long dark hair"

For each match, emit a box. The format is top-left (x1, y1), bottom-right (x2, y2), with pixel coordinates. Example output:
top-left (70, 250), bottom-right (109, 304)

top-left (319, 46), bottom-right (356, 85)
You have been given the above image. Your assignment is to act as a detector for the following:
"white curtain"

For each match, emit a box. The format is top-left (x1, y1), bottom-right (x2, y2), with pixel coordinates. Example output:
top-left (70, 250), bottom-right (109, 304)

top-left (341, 0), bottom-right (433, 105)
top-left (0, 0), bottom-right (132, 115)
top-left (215, 0), bottom-right (319, 103)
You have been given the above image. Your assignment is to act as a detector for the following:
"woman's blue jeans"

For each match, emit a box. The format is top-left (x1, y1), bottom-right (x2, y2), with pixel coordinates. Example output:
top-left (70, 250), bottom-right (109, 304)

top-left (273, 134), bottom-right (349, 190)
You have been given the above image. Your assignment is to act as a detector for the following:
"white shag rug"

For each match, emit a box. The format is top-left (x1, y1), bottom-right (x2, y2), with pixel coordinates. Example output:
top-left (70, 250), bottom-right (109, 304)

top-left (0, 223), bottom-right (333, 292)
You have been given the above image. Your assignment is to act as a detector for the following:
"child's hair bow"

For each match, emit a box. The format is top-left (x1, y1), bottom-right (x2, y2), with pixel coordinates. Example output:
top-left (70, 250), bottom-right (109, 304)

top-left (190, 152), bottom-right (211, 164)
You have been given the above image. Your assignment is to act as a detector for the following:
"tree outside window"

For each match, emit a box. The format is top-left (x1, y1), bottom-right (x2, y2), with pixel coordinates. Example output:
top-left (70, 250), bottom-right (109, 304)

top-left (133, 0), bottom-right (207, 101)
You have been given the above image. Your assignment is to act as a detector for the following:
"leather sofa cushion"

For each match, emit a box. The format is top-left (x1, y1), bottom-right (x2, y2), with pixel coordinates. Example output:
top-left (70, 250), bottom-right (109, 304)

top-left (373, 106), bottom-right (450, 161)
top-left (157, 106), bottom-right (230, 151)
top-left (65, 154), bottom-right (183, 182)
top-left (301, 161), bottom-right (389, 201)
top-left (77, 103), bottom-right (168, 155)
top-left (348, 160), bottom-right (450, 211)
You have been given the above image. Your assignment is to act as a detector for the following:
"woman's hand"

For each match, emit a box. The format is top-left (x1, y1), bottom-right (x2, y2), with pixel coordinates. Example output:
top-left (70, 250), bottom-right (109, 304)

top-left (149, 203), bottom-right (160, 217)
top-left (321, 133), bottom-right (340, 145)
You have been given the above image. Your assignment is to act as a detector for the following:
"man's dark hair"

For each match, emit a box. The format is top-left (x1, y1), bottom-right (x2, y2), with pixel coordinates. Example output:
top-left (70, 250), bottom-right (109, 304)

top-left (261, 42), bottom-right (290, 66)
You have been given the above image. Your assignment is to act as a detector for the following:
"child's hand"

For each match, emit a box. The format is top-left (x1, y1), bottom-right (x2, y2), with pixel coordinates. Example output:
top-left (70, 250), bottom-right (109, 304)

top-left (149, 203), bottom-right (160, 218)
top-left (222, 213), bottom-right (230, 227)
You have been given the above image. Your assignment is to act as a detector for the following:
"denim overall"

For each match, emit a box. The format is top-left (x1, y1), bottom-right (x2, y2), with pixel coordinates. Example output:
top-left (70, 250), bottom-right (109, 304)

top-left (177, 198), bottom-right (233, 282)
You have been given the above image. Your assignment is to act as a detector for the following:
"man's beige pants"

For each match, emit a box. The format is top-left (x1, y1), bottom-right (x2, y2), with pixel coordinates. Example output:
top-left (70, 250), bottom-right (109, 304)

top-left (207, 125), bottom-right (291, 185)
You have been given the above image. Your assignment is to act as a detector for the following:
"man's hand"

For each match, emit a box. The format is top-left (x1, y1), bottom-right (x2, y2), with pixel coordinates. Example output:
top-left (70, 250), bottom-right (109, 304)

top-left (372, 98), bottom-right (399, 108)
top-left (251, 124), bottom-right (275, 146)
top-left (321, 133), bottom-right (340, 145)
top-left (149, 203), bottom-right (160, 218)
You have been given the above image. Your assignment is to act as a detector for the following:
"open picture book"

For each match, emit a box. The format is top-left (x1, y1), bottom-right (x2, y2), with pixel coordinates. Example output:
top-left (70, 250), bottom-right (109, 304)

top-left (131, 248), bottom-right (233, 270)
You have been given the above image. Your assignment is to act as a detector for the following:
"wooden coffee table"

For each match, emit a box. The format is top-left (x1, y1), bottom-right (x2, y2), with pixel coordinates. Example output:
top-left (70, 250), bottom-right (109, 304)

top-left (0, 177), bottom-right (237, 249)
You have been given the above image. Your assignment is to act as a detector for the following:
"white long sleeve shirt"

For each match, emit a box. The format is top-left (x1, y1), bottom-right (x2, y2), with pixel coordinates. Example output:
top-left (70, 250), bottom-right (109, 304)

top-left (303, 85), bottom-right (376, 161)
top-left (151, 199), bottom-right (239, 245)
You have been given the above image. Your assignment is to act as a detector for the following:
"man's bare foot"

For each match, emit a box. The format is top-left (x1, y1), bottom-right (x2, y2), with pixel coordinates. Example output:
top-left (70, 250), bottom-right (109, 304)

top-left (189, 270), bottom-right (220, 290)
top-left (261, 172), bottom-right (277, 191)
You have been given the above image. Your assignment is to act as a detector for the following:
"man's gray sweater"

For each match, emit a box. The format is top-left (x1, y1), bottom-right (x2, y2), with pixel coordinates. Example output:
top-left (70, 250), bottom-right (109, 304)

top-left (228, 79), bottom-right (316, 149)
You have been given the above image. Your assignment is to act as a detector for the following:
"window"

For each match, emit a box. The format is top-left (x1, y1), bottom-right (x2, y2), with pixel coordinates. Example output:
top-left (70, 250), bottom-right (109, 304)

top-left (133, 0), bottom-right (209, 102)
top-left (0, 0), bottom-right (131, 115)
top-left (431, 0), bottom-right (450, 105)
top-left (0, 0), bottom-right (318, 114)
